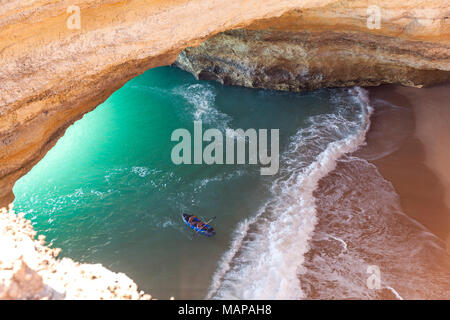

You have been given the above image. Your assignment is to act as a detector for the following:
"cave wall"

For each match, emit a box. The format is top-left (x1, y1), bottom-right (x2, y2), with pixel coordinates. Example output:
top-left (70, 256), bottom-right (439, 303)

top-left (175, 27), bottom-right (450, 92)
top-left (0, 0), bottom-right (449, 206)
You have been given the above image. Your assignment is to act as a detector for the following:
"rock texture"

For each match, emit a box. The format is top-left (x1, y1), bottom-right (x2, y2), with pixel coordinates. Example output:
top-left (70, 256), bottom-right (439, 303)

top-left (0, 205), bottom-right (151, 300)
top-left (0, 0), bottom-right (449, 207)
top-left (176, 10), bottom-right (450, 91)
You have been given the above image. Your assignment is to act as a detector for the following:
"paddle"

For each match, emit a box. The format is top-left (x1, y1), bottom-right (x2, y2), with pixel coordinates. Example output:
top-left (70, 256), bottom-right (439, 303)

top-left (194, 216), bottom-right (216, 234)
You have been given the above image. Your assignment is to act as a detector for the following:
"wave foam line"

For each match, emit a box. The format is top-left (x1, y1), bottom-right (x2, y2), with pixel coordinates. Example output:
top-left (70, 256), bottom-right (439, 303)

top-left (172, 83), bottom-right (231, 130)
top-left (385, 286), bottom-right (404, 300)
top-left (206, 87), bottom-right (373, 299)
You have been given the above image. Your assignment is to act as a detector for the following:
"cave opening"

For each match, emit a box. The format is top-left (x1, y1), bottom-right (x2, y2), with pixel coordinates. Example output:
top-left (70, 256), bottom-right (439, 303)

top-left (12, 65), bottom-right (350, 299)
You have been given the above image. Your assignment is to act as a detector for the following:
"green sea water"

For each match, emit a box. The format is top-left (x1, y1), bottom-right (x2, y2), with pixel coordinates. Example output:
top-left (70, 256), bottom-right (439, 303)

top-left (13, 66), bottom-right (365, 299)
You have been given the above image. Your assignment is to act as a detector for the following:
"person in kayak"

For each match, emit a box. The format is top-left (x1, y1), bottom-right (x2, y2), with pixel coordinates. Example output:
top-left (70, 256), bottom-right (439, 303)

top-left (188, 215), bottom-right (197, 225)
top-left (196, 221), bottom-right (206, 230)
top-left (187, 215), bottom-right (207, 231)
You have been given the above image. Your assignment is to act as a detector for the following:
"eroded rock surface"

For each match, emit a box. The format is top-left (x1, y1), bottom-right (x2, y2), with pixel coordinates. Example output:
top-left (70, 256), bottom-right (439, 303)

top-left (0, 0), bottom-right (449, 207)
top-left (0, 0), bottom-right (303, 207)
top-left (0, 0), bottom-right (449, 300)
top-left (0, 205), bottom-right (151, 300)
top-left (176, 9), bottom-right (450, 91)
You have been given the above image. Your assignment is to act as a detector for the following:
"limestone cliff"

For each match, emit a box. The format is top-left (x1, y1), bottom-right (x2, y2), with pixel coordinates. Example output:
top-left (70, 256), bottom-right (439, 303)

top-left (176, 9), bottom-right (450, 91)
top-left (0, 0), bottom-right (449, 208)
top-left (0, 205), bottom-right (151, 300)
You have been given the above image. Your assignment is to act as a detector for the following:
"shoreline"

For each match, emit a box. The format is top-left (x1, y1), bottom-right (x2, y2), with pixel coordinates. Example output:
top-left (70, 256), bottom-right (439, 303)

top-left (365, 84), bottom-right (450, 250)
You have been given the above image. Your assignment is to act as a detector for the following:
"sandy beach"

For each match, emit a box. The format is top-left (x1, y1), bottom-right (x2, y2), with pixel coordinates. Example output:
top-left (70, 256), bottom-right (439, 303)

top-left (365, 84), bottom-right (450, 251)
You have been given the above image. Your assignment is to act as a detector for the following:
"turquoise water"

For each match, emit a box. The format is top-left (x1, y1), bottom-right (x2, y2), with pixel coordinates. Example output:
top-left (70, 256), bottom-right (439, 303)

top-left (13, 66), bottom-right (368, 299)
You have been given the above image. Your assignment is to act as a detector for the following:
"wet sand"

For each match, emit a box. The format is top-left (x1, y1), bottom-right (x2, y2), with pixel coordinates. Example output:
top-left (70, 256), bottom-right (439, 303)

top-left (365, 84), bottom-right (450, 250)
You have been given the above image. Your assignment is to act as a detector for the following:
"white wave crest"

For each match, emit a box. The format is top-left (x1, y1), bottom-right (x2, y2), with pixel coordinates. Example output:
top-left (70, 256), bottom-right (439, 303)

top-left (207, 87), bottom-right (373, 300)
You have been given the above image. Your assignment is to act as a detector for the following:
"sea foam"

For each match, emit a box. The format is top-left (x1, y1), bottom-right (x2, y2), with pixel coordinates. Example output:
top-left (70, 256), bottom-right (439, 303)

top-left (207, 88), bottom-right (373, 299)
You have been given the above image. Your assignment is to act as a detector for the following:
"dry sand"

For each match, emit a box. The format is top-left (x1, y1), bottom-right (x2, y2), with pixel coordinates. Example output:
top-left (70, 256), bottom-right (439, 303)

top-left (367, 83), bottom-right (450, 250)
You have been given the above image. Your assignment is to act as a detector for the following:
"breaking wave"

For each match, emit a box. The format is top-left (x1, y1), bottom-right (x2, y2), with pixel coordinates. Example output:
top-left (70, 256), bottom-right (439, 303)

top-left (207, 88), bottom-right (373, 299)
